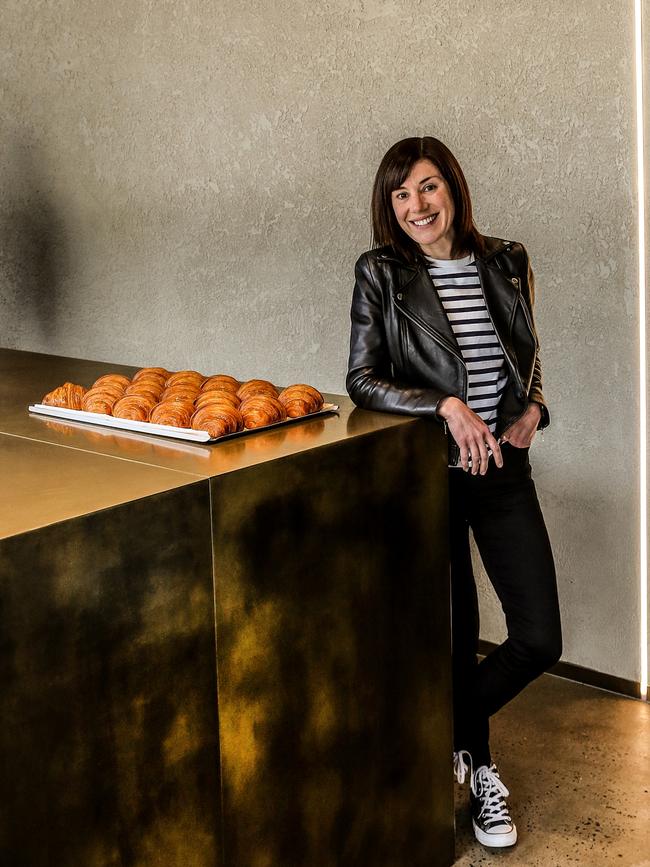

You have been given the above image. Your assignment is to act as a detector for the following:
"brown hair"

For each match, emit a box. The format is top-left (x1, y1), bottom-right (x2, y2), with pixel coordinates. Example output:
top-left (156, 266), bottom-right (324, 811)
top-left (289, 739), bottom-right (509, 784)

top-left (371, 136), bottom-right (486, 264)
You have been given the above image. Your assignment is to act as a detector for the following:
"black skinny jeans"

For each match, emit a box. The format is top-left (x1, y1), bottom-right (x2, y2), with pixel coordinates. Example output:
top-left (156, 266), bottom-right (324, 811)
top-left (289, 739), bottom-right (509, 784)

top-left (448, 441), bottom-right (562, 769)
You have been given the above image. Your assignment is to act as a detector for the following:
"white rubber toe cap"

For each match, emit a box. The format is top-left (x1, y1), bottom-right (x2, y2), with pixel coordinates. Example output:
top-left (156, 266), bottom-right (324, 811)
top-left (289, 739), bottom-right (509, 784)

top-left (472, 819), bottom-right (518, 848)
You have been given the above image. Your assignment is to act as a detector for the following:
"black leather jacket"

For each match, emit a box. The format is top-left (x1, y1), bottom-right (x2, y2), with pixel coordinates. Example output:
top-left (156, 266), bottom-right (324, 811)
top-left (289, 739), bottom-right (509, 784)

top-left (346, 235), bottom-right (550, 467)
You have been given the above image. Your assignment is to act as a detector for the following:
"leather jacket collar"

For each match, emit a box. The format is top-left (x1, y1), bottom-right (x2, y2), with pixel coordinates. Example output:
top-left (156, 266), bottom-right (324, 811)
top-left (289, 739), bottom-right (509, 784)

top-left (377, 238), bottom-right (521, 362)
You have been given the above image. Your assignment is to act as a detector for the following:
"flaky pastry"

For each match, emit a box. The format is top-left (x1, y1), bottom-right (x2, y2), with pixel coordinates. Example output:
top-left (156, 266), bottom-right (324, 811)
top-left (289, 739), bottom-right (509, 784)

top-left (161, 385), bottom-right (200, 403)
top-left (237, 379), bottom-right (280, 401)
top-left (165, 370), bottom-right (205, 389)
top-left (278, 384), bottom-right (324, 417)
top-left (239, 395), bottom-right (287, 429)
top-left (82, 388), bottom-right (122, 414)
top-left (132, 367), bottom-right (170, 383)
top-left (201, 374), bottom-right (240, 394)
top-left (84, 382), bottom-right (125, 402)
top-left (130, 373), bottom-right (166, 391)
top-left (149, 402), bottom-right (193, 428)
top-left (194, 390), bottom-right (240, 411)
top-left (191, 403), bottom-right (243, 438)
top-left (92, 374), bottom-right (131, 390)
top-left (42, 382), bottom-right (87, 410)
top-left (112, 395), bottom-right (157, 422)
top-left (125, 381), bottom-right (164, 402)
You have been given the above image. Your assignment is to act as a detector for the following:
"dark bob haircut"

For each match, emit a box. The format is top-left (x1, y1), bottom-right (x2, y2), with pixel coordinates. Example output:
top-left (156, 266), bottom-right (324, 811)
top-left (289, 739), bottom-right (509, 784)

top-left (371, 136), bottom-right (486, 264)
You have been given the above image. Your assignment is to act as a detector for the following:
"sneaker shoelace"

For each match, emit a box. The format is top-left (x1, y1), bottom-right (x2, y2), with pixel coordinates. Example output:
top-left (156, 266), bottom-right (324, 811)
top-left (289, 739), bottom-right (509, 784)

top-left (471, 764), bottom-right (512, 827)
top-left (453, 749), bottom-right (473, 785)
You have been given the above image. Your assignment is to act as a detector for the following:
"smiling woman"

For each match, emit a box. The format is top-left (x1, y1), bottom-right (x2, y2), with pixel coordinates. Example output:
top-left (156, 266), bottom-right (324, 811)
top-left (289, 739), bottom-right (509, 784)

top-left (347, 135), bottom-right (562, 851)
top-left (370, 137), bottom-right (483, 265)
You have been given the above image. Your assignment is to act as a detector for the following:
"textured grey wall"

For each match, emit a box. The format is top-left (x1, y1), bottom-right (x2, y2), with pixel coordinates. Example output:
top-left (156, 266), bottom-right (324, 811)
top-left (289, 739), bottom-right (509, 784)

top-left (0, 1), bottom-right (644, 682)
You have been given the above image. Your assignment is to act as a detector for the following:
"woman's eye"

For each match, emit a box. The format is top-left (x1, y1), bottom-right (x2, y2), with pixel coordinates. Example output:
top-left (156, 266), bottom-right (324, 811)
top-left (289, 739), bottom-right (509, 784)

top-left (394, 191), bottom-right (408, 200)
top-left (423, 184), bottom-right (437, 192)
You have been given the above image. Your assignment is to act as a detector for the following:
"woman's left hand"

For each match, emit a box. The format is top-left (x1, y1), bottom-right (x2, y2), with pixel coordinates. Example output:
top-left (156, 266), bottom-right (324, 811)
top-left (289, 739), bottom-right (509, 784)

top-left (499, 402), bottom-right (542, 448)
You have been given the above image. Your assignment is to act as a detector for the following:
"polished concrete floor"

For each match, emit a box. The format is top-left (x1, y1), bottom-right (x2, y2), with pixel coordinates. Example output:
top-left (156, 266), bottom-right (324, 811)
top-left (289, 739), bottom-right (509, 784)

top-left (453, 673), bottom-right (650, 866)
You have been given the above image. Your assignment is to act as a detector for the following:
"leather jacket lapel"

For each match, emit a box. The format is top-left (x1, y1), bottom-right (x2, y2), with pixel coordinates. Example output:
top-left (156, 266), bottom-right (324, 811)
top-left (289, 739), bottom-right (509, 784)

top-left (396, 265), bottom-right (461, 355)
top-left (475, 258), bottom-right (519, 348)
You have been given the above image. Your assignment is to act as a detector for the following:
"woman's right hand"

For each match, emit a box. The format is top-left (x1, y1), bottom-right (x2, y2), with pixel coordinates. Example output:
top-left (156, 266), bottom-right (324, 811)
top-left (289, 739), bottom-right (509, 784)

top-left (437, 396), bottom-right (504, 475)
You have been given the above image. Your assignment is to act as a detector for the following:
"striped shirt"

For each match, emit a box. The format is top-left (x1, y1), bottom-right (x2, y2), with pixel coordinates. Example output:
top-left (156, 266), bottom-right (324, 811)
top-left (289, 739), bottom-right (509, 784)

top-left (425, 251), bottom-right (508, 436)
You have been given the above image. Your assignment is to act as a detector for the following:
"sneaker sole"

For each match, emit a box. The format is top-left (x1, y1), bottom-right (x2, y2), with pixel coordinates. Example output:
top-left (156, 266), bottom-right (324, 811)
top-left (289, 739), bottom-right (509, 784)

top-left (472, 819), bottom-right (518, 848)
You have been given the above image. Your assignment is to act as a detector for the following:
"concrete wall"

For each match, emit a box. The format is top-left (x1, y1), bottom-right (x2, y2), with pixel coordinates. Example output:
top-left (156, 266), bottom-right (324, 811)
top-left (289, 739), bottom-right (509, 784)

top-left (0, 1), bottom-right (644, 683)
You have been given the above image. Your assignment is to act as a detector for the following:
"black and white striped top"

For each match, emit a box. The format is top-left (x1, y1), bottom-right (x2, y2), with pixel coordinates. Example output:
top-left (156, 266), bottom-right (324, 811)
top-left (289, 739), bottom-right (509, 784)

top-left (425, 251), bottom-right (508, 435)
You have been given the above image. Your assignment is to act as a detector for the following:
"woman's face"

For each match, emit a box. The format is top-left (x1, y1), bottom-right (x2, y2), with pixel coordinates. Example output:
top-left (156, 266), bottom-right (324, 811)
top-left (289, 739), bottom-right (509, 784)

top-left (390, 158), bottom-right (456, 258)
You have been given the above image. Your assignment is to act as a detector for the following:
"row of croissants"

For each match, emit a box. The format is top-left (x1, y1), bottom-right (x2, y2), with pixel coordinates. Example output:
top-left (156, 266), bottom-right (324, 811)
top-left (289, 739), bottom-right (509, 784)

top-left (41, 367), bottom-right (325, 439)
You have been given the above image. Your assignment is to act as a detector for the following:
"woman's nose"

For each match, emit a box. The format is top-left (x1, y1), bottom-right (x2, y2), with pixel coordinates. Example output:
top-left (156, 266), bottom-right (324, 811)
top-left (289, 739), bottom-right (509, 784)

top-left (410, 192), bottom-right (425, 212)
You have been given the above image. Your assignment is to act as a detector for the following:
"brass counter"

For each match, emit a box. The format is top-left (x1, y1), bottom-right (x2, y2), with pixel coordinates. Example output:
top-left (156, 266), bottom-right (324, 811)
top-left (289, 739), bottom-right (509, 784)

top-left (0, 347), bottom-right (410, 480)
top-left (0, 348), bottom-right (454, 867)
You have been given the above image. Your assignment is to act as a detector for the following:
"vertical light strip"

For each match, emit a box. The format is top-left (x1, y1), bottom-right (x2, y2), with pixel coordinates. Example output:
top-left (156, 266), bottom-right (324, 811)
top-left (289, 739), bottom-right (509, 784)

top-left (635, 0), bottom-right (648, 700)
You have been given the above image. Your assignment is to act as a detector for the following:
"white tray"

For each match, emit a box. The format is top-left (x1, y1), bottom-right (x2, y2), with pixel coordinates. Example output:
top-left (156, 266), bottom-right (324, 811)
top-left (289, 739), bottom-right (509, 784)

top-left (28, 403), bottom-right (340, 444)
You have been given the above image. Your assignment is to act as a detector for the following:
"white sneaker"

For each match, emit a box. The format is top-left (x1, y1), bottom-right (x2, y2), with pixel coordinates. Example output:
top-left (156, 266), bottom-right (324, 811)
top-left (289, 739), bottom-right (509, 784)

top-left (453, 749), bottom-right (472, 785)
top-left (470, 763), bottom-right (517, 848)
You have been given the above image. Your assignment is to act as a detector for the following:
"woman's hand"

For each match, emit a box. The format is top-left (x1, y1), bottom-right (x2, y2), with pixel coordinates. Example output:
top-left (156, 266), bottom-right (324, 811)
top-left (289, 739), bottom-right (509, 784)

top-left (437, 397), bottom-right (503, 475)
top-left (499, 402), bottom-right (542, 448)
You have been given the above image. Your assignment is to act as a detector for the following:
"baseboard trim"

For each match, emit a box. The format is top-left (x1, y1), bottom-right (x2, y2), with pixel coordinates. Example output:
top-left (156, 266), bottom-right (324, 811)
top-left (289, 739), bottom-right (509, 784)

top-left (477, 639), bottom-right (642, 700)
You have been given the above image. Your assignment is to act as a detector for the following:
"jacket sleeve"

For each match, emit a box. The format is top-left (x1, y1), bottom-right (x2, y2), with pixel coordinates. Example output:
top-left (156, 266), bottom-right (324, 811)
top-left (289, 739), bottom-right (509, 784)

top-left (345, 253), bottom-right (450, 419)
top-left (521, 248), bottom-right (551, 430)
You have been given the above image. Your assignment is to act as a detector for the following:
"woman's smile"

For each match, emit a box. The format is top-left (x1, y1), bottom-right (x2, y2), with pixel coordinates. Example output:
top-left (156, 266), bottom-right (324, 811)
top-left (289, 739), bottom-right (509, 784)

top-left (411, 213), bottom-right (439, 226)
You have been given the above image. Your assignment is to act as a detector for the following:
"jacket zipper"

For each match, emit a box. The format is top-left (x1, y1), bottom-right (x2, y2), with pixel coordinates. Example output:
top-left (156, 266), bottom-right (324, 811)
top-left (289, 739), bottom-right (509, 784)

top-left (396, 301), bottom-right (466, 464)
top-left (489, 283), bottom-right (538, 438)
top-left (489, 285), bottom-right (542, 439)
top-left (480, 276), bottom-right (527, 401)
top-left (517, 294), bottom-right (538, 348)
top-left (395, 303), bottom-right (468, 403)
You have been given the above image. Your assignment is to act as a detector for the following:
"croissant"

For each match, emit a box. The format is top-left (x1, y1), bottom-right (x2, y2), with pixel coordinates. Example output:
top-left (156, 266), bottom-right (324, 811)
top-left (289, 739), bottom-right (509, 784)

top-left (130, 373), bottom-right (167, 391)
top-left (42, 382), bottom-right (87, 410)
top-left (239, 395), bottom-right (287, 429)
top-left (161, 385), bottom-right (200, 403)
top-left (194, 390), bottom-right (240, 411)
top-left (132, 367), bottom-right (170, 383)
top-left (278, 384), bottom-right (324, 417)
top-left (149, 402), bottom-right (193, 428)
top-left (165, 370), bottom-right (205, 389)
top-left (112, 395), bottom-right (157, 422)
top-left (237, 379), bottom-right (280, 401)
top-left (83, 381), bottom-right (125, 403)
top-left (125, 381), bottom-right (164, 402)
top-left (82, 388), bottom-right (122, 414)
top-left (201, 374), bottom-right (240, 394)
top-left (191, 403), bottom-right (243, 437)
top-left (92, 374), bottom-right (131, 390)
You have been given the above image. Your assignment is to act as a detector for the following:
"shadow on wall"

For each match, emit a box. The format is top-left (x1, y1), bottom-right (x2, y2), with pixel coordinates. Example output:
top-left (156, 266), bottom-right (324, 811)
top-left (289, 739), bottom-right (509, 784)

top-left (2, 139), bottom-right (69, 344)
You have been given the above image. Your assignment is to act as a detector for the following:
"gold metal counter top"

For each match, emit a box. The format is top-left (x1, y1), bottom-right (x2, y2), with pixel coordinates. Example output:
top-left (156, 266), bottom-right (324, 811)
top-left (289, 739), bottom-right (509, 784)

top-left (0, 347), bottom-right (422, 539)
top-left (0, 433), bottom-right (204, 540)
top-left (0, 347), bottom-right (415, 478)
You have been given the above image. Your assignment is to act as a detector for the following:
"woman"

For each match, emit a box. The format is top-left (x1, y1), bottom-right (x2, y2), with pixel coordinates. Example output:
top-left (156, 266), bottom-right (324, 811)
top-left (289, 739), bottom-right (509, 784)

top-left (346, 136), bottom-right (562, 849)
